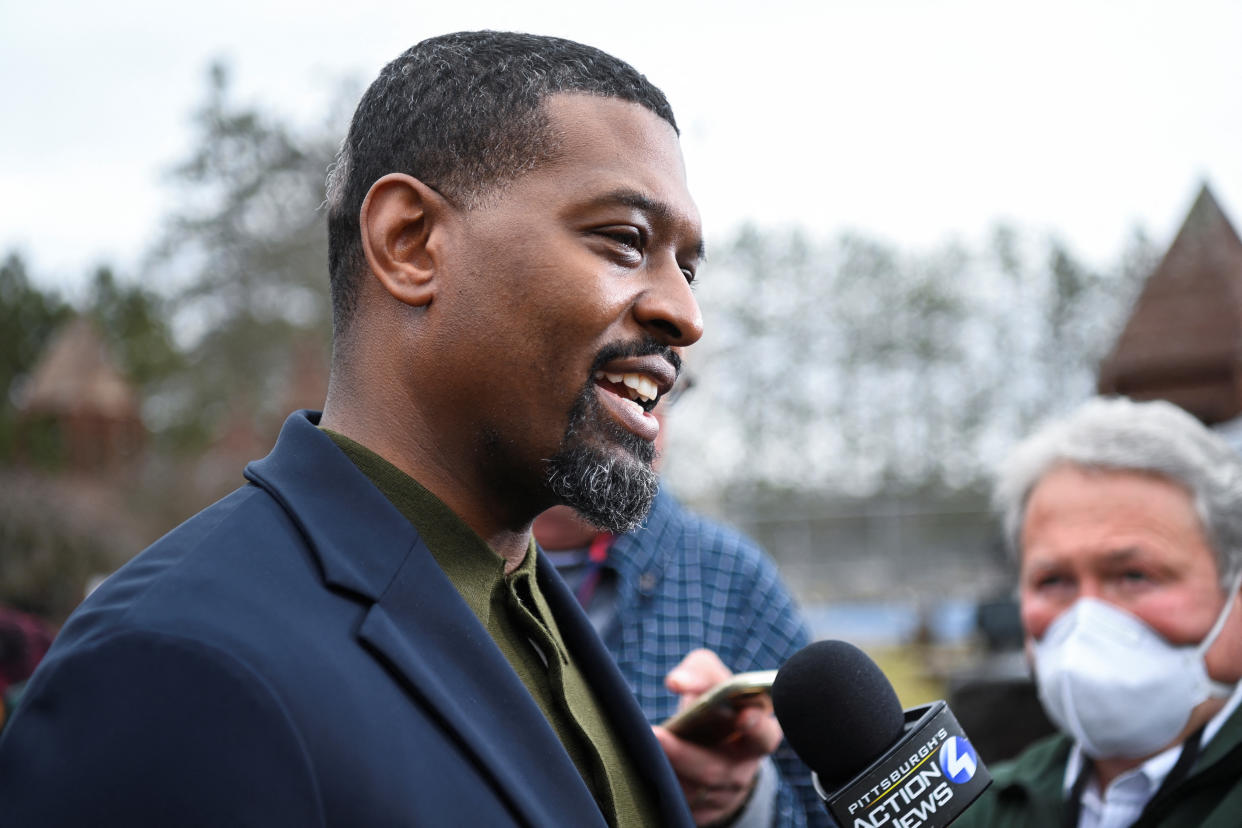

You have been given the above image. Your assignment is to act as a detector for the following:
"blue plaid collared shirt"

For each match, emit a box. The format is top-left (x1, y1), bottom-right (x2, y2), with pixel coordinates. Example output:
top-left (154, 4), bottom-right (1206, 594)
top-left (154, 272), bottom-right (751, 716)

top-left (571, 487), bottom-right (831, 828)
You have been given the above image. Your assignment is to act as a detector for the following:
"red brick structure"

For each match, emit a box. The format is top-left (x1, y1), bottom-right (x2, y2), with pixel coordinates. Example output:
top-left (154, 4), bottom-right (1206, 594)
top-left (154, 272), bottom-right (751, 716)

top-left (1098, 184), bottom-right (1242, 424)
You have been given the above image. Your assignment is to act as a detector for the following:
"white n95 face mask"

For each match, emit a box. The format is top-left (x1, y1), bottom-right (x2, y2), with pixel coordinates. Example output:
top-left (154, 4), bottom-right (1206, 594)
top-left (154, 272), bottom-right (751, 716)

top-left (1032, 580), bottom-right (1240, 760)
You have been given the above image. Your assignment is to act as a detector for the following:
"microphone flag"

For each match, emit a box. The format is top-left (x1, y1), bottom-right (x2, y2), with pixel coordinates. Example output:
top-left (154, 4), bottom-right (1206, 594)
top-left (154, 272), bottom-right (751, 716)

top-left (814, 701), bottom-right (991, 828)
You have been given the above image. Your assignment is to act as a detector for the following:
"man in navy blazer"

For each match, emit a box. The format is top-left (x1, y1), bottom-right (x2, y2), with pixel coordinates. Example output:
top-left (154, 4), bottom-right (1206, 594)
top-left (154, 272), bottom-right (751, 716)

top-left (0, 32), bottom-right (716, 826)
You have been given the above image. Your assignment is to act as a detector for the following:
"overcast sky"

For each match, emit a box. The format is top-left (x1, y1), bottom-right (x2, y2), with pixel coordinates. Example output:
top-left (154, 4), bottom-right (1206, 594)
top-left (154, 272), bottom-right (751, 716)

top-left (3, 0), bottom-right (1240, 299)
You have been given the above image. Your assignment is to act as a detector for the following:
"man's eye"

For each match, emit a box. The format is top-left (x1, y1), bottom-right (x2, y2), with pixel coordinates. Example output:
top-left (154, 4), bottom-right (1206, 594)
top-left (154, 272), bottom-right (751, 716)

top-left (681, 267), bottom-right (697, 286)
top-left (1032, 573), bottom-right (1070, 591)
top-left (602, 228), bottom-right (643, 250)
top-left (1118, 570), bottom-right (1153, 584)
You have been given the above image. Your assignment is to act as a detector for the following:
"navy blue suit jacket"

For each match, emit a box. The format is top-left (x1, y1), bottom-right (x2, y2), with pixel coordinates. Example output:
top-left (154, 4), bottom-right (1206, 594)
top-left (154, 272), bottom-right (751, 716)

top-left (0, 412), bottom-right (693, 827)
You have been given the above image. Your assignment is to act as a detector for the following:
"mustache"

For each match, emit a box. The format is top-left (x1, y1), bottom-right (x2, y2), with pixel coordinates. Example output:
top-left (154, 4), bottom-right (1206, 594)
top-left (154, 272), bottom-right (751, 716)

top-left (588, 338), bottom-right (682, 379)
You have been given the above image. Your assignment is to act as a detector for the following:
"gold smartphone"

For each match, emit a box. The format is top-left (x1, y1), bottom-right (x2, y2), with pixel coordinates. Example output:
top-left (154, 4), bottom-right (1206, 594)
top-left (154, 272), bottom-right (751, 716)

top-left (662, 669), bottom-right (778, 745)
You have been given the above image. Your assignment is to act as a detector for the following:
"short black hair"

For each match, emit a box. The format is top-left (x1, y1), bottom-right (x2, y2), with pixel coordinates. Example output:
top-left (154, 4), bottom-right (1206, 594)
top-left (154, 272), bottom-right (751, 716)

top-left (325, 30), bottom-right (678, 335)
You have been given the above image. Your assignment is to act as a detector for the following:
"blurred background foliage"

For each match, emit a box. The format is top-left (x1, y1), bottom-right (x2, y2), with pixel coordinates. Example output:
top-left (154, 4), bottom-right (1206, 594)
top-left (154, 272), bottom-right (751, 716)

top-left (0, 61), bottom-right (1156, 623)
top-left (668, 219), bottom-right (1153, 502)
top-left (143, 61), bottom-right (344, 450)
top-left (0, 253), bottom-right (72, 464)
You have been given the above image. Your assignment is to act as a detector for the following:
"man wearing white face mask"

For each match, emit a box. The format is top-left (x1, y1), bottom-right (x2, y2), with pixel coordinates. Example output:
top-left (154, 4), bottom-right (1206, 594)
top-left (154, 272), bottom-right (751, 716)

top-left (955, 397), bottom-right (1242, 828)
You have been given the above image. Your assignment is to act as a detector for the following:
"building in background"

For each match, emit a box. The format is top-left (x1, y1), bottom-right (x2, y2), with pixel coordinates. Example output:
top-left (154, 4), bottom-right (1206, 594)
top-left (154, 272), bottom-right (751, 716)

top-left (1099, 183), bottom-right (1242, 426)
top-left (14, 316), bottom-right (144, 471)
top-left (1, 323), bottom-right (326, 625)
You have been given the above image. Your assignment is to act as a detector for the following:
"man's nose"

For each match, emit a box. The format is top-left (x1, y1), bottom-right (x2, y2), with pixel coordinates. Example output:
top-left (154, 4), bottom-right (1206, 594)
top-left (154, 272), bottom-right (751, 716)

top-left (634, 258), bottom-right (703, 347)
top-left (1077, 578), bottom-right (1104, 601)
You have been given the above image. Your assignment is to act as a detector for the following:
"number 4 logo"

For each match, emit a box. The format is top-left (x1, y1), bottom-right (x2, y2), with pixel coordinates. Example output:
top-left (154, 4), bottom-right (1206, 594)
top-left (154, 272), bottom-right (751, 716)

top-left (938, 736), bottom-right (978, 784)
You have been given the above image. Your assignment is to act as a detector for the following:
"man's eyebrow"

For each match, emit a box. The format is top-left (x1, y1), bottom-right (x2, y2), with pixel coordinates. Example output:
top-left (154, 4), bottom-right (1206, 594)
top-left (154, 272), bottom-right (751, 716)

top-left (588, 189), bottom-right (706, 261)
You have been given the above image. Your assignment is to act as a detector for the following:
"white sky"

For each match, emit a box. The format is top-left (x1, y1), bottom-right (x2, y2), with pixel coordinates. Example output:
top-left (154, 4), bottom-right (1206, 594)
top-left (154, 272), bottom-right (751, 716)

top-left (3, 0), bottom-right (1241, 299)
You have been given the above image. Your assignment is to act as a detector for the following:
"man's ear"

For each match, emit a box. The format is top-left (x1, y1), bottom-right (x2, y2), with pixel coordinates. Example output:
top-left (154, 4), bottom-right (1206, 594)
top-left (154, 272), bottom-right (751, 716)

top-left (359, 173), bottom-right (450, 308)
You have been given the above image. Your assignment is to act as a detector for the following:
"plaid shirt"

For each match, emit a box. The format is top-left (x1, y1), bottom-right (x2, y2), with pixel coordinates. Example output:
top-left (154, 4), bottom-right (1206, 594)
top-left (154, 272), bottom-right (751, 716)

top-left (589, 488), bottom-right (831, 828)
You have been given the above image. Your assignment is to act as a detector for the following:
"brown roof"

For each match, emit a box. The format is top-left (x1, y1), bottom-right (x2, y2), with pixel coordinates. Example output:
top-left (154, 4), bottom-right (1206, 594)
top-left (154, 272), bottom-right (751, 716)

top-left (18, 316), bottom-right (141, 422)
top-left (1097, 183), bottom-right (1242, 423)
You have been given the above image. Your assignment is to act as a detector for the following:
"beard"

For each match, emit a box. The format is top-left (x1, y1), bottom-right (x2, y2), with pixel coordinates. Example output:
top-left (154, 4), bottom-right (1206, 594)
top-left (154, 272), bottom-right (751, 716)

top-left (544, 368), bottom-right (661, 535)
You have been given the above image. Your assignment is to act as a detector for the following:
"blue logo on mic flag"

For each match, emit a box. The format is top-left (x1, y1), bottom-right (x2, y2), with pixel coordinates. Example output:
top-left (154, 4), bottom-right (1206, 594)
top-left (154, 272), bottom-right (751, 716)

top-left (938, 736), bottom-right (978, 784)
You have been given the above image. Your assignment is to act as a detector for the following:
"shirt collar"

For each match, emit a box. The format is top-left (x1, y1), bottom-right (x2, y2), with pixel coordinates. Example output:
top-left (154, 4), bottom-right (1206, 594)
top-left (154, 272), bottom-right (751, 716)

top-left (1062, 679), bottom-right (1242, 798)
top-left (320, 427), bottom-right (536, 624)
top-left (1063, 740), bottom-right (1180, 804)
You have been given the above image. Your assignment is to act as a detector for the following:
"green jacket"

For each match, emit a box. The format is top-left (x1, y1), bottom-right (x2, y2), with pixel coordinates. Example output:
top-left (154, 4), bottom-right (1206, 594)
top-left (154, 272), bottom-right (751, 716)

top-left (953, 704), bottom-right (1242, 828)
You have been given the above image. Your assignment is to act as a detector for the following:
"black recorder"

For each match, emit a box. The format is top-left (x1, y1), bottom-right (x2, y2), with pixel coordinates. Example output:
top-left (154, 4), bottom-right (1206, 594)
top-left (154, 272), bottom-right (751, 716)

top-left (773, 641), bottom-right (992, 828)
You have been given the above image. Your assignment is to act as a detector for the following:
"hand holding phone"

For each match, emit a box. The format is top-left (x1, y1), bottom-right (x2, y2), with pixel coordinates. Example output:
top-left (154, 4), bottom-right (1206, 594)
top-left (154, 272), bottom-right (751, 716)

top-left (661, 669), bottom-right (778, 746)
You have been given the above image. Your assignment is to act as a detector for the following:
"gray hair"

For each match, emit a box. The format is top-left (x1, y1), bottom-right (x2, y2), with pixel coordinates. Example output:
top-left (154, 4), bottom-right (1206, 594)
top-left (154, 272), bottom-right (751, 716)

top-left (995, 397), bottom-right (1242, 586)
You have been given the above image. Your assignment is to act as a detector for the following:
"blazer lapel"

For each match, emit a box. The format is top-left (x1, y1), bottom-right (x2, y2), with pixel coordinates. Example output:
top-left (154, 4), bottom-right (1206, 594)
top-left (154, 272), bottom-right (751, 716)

top-left (246, 412), bottom-right (607, 827)
top-left (357, 546), bottom-right (607, 827)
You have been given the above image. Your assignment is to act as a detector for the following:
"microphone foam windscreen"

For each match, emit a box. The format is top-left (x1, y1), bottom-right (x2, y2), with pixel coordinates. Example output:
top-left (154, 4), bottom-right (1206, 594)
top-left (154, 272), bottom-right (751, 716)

top-left (771, 640), bottom-right (906, 786)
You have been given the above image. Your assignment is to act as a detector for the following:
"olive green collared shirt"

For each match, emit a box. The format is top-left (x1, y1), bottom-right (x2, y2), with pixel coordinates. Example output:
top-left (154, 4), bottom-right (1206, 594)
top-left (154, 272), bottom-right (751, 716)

top-left (324, 430), bottom-right (657, 828)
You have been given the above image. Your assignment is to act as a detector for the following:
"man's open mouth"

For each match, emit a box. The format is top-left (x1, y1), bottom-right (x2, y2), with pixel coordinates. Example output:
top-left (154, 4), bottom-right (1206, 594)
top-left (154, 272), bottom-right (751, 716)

top-left (593, 370), bottom-right (659, 413)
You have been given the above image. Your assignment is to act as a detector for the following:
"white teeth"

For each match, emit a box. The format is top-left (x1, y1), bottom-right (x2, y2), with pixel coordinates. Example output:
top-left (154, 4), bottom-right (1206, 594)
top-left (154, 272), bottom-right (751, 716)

top-left (593, 370), bottom-right (658, 403)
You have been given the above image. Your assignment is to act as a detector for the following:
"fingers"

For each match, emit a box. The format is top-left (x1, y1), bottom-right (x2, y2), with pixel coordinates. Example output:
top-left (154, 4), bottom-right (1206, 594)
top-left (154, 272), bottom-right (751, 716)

top-left (728, 706), bottom-right (785, 757)
top-left (653, 725), bottom-right (761, 826)
top-left (658, 648), bottom-right (785, 823)
top-left (665, 648), bottom-right (731, 697)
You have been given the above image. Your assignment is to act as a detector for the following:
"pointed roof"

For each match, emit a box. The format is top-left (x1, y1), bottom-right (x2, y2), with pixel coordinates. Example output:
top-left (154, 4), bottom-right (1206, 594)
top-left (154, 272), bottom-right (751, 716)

top-left (1097, 183), bottom-right (1242, 423)
top-left (18, 316), bottom-right (141, 421)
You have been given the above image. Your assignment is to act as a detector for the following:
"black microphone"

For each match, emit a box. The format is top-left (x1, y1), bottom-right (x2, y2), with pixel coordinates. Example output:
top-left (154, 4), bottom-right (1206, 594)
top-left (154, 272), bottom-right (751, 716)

top-left (772, 640), bottom-right (991, 827)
